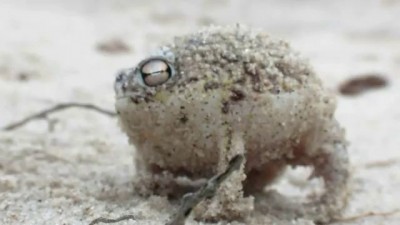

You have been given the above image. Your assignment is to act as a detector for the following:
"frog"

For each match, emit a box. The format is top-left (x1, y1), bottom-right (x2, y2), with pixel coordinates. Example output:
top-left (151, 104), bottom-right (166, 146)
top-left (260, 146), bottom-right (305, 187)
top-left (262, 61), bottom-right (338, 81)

top-left (114, 24), bottom-right (350, 223)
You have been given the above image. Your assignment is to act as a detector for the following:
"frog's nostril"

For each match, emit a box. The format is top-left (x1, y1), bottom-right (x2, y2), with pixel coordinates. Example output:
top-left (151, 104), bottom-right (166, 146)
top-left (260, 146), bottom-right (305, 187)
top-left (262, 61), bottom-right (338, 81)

top-left (121, 81), bottom-right (127, 92)
top-left (114, 70), bottom-right (131, 96)
top-left (115, 70), bottom-right (128, 83)
top-left (116, 73), bottom-right (124, 82)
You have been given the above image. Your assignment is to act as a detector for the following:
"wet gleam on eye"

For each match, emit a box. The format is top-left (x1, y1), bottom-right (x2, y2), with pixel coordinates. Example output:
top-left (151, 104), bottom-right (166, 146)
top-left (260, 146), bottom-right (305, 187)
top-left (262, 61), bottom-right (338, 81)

top-left (140, 59), bottom-right (172, 87)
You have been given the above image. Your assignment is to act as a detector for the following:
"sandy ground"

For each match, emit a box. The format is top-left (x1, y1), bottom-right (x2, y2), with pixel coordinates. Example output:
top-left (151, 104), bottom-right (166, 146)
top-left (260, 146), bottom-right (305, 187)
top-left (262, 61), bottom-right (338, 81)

top-left (1, 0), bottom-right (400, 224)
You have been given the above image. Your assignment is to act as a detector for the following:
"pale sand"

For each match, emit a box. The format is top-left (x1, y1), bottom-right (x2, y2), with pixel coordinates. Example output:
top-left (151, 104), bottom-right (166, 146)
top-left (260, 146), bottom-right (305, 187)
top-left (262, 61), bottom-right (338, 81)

top-left (1, 0), bottom-right (399, 224)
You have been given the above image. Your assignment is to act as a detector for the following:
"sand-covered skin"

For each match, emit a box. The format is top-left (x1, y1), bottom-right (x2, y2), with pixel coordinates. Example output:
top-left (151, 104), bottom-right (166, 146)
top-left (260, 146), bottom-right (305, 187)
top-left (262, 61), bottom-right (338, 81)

top-left (1, 0), bottom-right (400, 224)
top-left (115, 25), bottom-right (349, 223)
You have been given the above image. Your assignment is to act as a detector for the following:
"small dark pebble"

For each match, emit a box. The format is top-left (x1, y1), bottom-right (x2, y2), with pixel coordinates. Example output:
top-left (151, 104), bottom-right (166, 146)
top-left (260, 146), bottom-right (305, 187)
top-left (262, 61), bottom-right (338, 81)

top-left (97, 39), bottom-right (131, 54)
top-left (17, 72), bottom-right (30, 81)
top-left (339, 73), bottom-right (388, 96)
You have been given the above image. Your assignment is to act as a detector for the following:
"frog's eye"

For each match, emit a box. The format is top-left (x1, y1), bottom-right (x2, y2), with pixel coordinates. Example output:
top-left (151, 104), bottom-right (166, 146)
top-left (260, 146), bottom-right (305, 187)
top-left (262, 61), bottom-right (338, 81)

top-left (139, 58), bottom-right (173, 87)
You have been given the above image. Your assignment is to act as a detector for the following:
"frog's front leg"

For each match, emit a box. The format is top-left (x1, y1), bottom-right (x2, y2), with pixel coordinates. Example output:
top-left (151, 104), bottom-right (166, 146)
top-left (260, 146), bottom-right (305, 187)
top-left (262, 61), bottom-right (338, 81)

top-left (193, 129), bottom-right (254, 221)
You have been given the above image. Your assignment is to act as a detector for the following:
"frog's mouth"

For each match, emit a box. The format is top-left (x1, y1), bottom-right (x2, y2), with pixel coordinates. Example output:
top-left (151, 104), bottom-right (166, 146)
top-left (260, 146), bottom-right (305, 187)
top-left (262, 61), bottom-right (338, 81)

top-left (117, 93), bottom-right (154, 104)
top-left (115, 87), bottom-right (150, 103)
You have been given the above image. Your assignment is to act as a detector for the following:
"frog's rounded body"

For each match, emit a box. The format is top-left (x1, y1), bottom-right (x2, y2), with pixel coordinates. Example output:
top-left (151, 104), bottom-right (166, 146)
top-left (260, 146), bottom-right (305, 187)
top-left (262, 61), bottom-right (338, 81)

top-left (115, 25), bottom-right (349, 223)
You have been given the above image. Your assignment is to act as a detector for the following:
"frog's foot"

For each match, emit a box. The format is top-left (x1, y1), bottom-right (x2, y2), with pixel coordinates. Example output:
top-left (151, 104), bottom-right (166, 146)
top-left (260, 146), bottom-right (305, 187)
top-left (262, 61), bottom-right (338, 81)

top-left (194, 194), bottom-right (254, 222)
top-left (133, 170), bottom-right (180, 197)
top-left (290, 141), bottom-right (350, 223)
top-left (133, 166), bottom-right (205, 198)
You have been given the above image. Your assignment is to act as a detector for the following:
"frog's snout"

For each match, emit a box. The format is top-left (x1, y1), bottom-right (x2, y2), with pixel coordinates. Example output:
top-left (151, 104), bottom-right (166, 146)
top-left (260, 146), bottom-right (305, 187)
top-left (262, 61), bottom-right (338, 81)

top-left (114, 68), bottom-right (134, 98)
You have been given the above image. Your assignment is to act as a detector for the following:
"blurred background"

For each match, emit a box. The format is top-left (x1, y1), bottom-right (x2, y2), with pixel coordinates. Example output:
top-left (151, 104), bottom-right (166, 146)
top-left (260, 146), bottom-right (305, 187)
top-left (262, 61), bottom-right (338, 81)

top-left (0, 0), bottom-right (399, 224)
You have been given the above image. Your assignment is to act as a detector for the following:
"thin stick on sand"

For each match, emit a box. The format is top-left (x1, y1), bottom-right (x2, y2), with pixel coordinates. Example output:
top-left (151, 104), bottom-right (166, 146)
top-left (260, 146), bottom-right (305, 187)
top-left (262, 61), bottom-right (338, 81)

top-left (333, 209), bottom-right (400, 223)
top-left (2, 102), bottom-right (117, 131)
top-left (88, 215), bottom-right (136, 225)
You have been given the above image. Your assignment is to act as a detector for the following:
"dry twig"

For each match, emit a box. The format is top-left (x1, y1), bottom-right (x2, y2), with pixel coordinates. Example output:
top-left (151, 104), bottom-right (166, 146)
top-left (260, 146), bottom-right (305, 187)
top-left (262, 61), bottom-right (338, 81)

top-left (362, 158), bottom-right (400, 169)
top-left (2, 102), bottom-right (117, 131)
top-left (333, 209), bottom-right (400, 223)
top-left (89, 215), bottom-right (136, 225)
